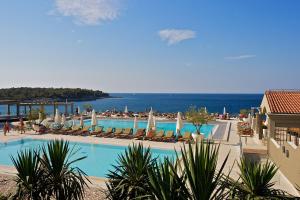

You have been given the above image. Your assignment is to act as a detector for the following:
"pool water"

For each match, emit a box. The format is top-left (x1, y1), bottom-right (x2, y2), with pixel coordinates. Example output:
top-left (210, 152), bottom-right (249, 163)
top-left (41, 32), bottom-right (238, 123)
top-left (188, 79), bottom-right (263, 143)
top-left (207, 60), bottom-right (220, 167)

top-left (0, 138), bottom-right (177, 178)
top-left (83, 119), bottom-right (214, 138)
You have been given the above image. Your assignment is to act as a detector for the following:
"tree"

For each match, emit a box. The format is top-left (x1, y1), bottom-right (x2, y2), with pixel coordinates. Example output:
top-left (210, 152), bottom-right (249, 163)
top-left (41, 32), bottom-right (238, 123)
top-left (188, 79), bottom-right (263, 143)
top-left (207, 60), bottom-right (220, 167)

top-left (82, 104), bottom-right (93, 112)
top-left (185, 106), bottom-right (214, 134)
top-left (11, 140), bottom-right (89, 200)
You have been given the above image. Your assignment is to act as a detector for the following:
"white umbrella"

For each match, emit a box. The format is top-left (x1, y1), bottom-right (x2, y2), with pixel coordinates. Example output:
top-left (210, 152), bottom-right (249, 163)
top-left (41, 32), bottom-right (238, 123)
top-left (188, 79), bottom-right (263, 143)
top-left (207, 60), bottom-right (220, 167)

top-left (204, 107), bottom-right (207, 114)
top-left (176, 112), bottom-right (183, 134)
top-left (153, 116), bottom-right (156, 130)
top-left (133, 116), bottom-right (138, 129)
top-left (146, 110), bottom-right (155, 133)
top-left (72, 119), bottom-right (76, 128)
top-left (124, 106), bottom-right (128, 114)
top-left (91, 109), bottom-right (97, 126)
top-left (54, 109), bottom-right (61, 124)
top-left (61, 114), bottom-right (66, 125)
top-left (77, 106), bottom-right (81, 114)
top-left (38, 112), bottom-right (43, 124)
top-left (79, 115), bottom-right (84, 127)
top-left (223, 107), bottom-right (226, 115)
top-left (247, 113), bottom-right (252, 124)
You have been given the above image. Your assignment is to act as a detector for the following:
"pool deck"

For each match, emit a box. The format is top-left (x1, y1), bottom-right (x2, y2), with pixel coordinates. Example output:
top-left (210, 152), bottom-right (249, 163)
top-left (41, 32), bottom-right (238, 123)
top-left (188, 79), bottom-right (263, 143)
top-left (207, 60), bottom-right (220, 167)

top-left (0, 120), bottom-right (299, 197)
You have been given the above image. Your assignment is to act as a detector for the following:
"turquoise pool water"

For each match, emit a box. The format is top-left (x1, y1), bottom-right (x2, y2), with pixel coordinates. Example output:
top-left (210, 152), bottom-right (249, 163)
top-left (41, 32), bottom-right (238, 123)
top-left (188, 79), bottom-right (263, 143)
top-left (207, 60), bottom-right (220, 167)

top-left (0, 138), bottom-right (176, 178)
top-left (83, 119), bottom-right (214, 137)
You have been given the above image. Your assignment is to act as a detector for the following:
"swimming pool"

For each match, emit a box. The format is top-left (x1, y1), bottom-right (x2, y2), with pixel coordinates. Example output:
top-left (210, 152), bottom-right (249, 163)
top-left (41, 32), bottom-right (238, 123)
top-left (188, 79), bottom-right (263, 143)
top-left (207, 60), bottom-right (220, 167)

top-left (82, 119), bottom-right (215, 138)
top-left (0, 138), bottom-right (176, 178)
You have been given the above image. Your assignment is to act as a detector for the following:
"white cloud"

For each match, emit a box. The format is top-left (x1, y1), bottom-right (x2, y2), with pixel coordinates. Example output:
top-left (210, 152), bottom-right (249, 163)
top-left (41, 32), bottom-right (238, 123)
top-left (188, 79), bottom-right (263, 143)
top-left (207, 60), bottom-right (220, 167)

top-left (158, 29), bottom-right (196, 45)
top-left (50, 0), bottom-right (121, 25)
top-left (225, 54), bottom-right (256, 60)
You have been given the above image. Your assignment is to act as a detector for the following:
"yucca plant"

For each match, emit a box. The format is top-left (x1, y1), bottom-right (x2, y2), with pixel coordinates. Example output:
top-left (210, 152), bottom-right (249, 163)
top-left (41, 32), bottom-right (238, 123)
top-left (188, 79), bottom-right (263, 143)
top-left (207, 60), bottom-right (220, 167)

top-left (106, 143), bottom-right (156, 200)
top-left (179, 141), bottom-right (230, 200)
top-left (11, 149), bottom-right (46, 200)
top-left (230, 158), bottom-right (294, 200)
top-left (11, 140), bottom-right (89, 200)
top-left (40, 140), bottom-right (89, 200)
top-left (147, 159), bottom-right (190, 200)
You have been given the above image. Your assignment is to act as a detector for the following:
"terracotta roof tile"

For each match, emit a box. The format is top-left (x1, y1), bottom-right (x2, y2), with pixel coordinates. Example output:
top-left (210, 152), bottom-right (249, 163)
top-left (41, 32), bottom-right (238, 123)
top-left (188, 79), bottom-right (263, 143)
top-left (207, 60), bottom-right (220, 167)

top-left (266, 90), bottom-right (300, 114)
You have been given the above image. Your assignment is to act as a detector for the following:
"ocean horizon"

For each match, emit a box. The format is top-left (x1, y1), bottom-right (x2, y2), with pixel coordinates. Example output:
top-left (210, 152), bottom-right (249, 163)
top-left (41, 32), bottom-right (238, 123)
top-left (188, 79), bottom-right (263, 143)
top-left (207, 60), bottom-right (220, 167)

top-left (0, 93), bottom-right (263, 115)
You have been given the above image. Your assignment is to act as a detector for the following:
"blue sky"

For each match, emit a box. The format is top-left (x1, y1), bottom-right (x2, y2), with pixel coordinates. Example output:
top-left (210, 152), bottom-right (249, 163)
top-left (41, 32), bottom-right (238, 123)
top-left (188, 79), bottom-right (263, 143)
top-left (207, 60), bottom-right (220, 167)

top-left (0, 0), bottom-right (299, 93)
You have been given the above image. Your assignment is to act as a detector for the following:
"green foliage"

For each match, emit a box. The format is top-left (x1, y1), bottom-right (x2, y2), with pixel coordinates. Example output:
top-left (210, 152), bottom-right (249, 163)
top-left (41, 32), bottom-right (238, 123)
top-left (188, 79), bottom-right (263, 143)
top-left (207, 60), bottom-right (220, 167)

top-left (186, 106), bottom-right (214, 134)
top-left (106, 143), bottom-right (155, 200)
top-left (240, 109), bottom-right (251, 115)
top-left (0, 87), bottom-right (108, 101)
top-left (27, 108), bottom-right (39, 122)
top-left (11, 149), bottom-right (45, 200)
top-left (230, 158), bottom-right (294, 199)
top-left (0, 194), bottom-right (9, 200)
top-left (148, 159), bottom-right (189, 200)
top-left (82, 104), bottom-right (93, 112)
top-left (11, 140), bottom-right (89, 200)
top-left (179, 141), bottom-right (230, 200)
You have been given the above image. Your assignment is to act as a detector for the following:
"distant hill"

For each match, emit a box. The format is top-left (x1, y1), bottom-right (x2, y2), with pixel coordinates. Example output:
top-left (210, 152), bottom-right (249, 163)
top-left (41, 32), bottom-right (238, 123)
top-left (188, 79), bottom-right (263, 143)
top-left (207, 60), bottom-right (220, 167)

top-left (0, 87), bottom-right (109, 101)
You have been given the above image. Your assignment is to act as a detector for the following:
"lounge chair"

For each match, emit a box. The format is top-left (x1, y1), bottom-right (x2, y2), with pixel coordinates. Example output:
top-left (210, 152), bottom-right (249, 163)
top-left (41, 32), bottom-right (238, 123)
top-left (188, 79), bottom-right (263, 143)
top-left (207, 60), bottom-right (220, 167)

top-left (32, 124), bottom-right (49, 134)
top-left (116, 128), bottom-right (133, 138)
top-left (131, 128), bottom-right (146, 140)
top-left (178, 132), bottom-right (192, 143)
top-left (113, 128), bottom-right (123, 138)
top-left (76, 126), bottom-right (91, 136)
top-left (150, 130), bottom-right (165, 141)
top-left (144, 130), bottom-right (156, 140)
top-left (64, 125), bottom-right (81, 135)
top-left (98, 127), bottom-right (114, 137)
top-left (90, 126), bottom-right (103, 136)
top-left (57, 125), bottom-right (72, 134)
top-left (162, 130), bottom-right (175, 142)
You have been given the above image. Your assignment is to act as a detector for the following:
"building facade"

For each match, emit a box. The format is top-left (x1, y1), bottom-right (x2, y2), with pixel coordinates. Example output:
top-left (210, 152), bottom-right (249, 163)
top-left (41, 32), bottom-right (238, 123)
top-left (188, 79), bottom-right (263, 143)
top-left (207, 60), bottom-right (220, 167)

top-left (260, 90), bottom-right (300, 187)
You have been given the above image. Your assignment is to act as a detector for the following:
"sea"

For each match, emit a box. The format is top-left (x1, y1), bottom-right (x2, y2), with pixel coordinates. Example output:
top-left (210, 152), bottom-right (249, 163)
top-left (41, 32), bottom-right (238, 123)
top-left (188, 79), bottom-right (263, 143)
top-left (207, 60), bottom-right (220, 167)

top-left (0, 93), bottom-right (263, 116)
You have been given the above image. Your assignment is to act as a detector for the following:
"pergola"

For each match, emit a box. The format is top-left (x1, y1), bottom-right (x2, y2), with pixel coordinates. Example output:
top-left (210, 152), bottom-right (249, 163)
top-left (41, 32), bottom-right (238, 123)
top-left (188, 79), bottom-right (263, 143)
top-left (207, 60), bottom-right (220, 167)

top-left (0, 100), bottom-right (74, 121)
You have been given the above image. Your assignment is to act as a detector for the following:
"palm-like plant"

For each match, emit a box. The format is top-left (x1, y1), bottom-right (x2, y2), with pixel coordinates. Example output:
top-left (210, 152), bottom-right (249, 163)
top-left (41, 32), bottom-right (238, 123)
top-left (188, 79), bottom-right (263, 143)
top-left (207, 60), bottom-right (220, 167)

top-left (179, 141), bottom-right (230, 200)
top-left (40, 140), bottom-right (89, 200)
top-left (11, 140), bottom-right (89, 200)
top-left (11, 149), bottom-right (45, 200)
top-left (231, 158), bottom-right (294, 199)
top-left (106, 143), bottom-right (156, 200)
top-left (147, 159), bottom-right (189, 200)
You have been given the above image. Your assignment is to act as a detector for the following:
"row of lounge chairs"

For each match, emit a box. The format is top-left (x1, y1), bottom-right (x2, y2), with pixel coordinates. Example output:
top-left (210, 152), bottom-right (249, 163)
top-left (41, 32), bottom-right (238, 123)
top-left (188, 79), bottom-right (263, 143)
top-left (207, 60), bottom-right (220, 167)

top-left (55, 125), bottom-right (193, 143)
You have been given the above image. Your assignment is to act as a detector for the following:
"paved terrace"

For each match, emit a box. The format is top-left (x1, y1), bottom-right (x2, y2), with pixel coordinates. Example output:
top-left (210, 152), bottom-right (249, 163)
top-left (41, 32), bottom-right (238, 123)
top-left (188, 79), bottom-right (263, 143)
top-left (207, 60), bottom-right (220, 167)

top-left (0, 120), bottom-right (299, 197)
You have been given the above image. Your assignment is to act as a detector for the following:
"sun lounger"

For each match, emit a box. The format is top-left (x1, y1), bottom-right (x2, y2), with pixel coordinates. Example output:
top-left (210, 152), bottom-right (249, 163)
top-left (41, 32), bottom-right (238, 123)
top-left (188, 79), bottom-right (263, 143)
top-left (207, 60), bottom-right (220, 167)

top-left (56, 125), bottom-right (72, 134)
top-left (64, 125), bottom-right (81, 135)
top-left (144, 130), bottom-right (156, 140)
top-left (131, 128), bottom-right (146, 140)
top-left (178, 132), bottom-right (192, 142)
top-left (77, 126), bottom-right (92, 136)
top-left (98, 127), bottom-right (114, 137)
top-left (32, 124), bottom-right (49, 134)
top-left (116, 128), bottom-right (133, 138)
top-left (90, 126), bottom-right (103, 136)
top-left (113, 128), bottom-right (123, 138)
top-left (162, 130), bottom-right (175, 142)
top-left (150, 130), bottom-right (165, 141)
